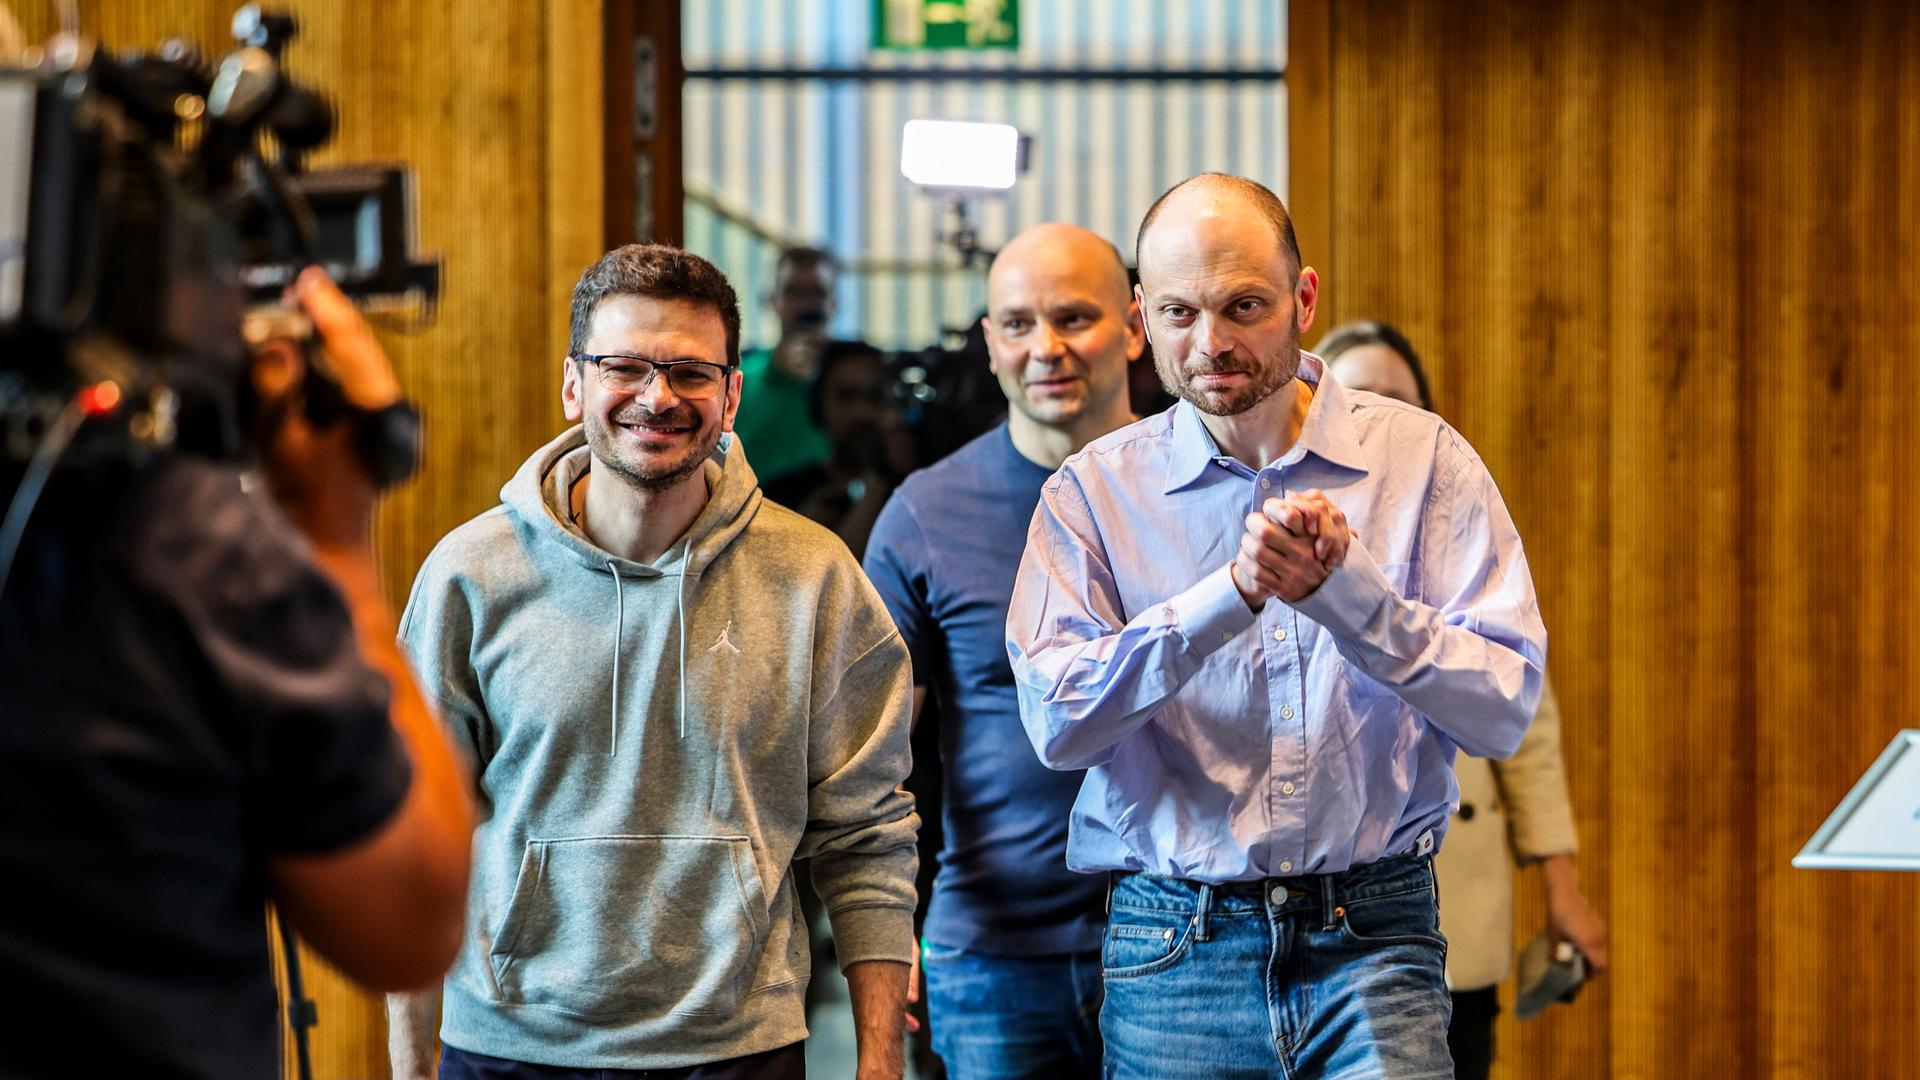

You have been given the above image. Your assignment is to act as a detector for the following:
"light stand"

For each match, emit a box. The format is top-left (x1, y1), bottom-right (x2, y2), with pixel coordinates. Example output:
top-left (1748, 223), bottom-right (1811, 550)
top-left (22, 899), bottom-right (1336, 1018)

top-left (942, 195), bottom-right (996, 270)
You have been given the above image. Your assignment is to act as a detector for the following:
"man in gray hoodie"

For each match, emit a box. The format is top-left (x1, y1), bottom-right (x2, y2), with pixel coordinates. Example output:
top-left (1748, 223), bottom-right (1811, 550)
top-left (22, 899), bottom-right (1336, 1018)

top-left (388, 245), bottom-right (919, 1080)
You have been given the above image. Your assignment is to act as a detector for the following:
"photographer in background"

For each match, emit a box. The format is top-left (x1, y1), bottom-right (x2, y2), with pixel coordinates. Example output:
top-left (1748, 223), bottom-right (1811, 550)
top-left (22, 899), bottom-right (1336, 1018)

top-left (734, 246), bottom-right (841, 487)
top-left (0, 267), bottom-right (475, 1079)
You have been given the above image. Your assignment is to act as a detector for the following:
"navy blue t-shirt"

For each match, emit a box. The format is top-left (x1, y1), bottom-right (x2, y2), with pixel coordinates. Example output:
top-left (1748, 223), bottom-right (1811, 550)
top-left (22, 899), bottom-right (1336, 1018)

top-left (864, 424), bottom-right (1105, 955)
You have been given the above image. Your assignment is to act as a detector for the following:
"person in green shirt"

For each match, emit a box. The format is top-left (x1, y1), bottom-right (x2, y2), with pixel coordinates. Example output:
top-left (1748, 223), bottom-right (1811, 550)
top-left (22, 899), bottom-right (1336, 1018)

top-left (735, 246), bottom-right (838, 484)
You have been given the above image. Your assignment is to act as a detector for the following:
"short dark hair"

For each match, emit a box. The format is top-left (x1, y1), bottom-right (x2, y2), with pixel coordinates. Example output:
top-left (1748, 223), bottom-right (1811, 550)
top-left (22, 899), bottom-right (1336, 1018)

top-left (776, 245), bottom-right (837, 278)
top-left (1315, 320), bottom-right (1434, 411)
top-left (569, 244), bottom-right (742, 366)
top-left (1135, 172), bottom-right (1302, 276)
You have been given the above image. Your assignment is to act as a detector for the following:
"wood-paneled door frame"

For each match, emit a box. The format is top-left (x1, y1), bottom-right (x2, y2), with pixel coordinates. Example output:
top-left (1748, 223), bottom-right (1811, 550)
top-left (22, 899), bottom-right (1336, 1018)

top-left (602, 0), bottom-right (684, 249)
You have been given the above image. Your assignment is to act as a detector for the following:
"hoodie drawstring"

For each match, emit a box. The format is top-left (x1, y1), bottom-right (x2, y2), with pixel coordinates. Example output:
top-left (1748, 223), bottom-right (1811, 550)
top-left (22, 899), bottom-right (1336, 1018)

top-left (606, 560), bottom-right (624, 756)
top-left (606, 539), bottom-right (695, 754)
top-left (676, 536), bottom-right (692, 739)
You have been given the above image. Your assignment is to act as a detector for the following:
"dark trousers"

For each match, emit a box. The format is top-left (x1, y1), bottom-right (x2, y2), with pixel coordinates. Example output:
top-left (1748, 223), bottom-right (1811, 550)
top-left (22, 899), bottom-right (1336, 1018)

top-left (439, 1043), bottom-right (805, 1080)
top-left (1447, 986), bottom-right (1500, 1080)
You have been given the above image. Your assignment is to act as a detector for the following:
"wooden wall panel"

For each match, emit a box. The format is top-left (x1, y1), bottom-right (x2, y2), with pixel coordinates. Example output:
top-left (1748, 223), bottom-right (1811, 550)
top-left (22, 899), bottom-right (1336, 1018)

top-left (15, 2), bottom-right (609, 1075)
top-left (1296, 0), bottom-right (1920, 1076)
top-left (1288, 0), bottom-right (1332, 337)
top-left (1748, 6), bottom-right (1920, 1076)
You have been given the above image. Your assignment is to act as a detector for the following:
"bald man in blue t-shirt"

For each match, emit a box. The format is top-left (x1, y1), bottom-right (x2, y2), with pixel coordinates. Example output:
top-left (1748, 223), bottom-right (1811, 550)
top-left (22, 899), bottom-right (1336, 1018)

top-left (864, 223), bottom-right (1145, 1079)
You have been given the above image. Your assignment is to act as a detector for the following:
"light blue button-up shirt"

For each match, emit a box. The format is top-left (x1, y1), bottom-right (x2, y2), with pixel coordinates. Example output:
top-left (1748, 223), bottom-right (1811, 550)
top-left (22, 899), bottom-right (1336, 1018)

top-left (1006, 354), bottom-right (1546, 882)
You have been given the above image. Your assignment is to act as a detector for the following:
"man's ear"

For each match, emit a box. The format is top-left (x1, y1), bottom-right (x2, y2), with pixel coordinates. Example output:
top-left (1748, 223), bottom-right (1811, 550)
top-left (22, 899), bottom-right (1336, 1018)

top-left (1133, 283), bottom-right (1154, 350)
top-left (720, 367), bottom-right (744, 432)
top-left (561, 357), bottom-right (585, 422)
top-left (982, 314), bottom-right (1003, 375)
top-left (1294, 267), bottom-right (1320, 335)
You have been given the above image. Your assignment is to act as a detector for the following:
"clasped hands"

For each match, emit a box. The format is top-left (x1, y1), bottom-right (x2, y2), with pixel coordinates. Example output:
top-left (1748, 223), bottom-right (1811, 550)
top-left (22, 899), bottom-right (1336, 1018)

top-left (1229, 488), bottom-right (1352, 610)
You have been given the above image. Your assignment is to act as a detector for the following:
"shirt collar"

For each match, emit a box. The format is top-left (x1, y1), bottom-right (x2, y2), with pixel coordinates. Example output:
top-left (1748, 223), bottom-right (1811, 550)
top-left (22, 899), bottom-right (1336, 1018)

top-left (1162, 352), bottom-right (1371, 493)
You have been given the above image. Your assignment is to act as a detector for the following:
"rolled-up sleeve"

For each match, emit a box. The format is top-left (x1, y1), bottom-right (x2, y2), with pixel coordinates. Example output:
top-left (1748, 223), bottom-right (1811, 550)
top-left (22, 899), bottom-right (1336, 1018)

top-left (1291, 441), bottom-right (1546, 760)
top-left (1007, 471), bottom-right (1256, 770)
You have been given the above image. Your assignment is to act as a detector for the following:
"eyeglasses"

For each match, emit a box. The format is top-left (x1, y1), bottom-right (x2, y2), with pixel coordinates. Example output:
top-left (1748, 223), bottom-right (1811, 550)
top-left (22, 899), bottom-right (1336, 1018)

top-left (573, 354), bottom-right (733, 399)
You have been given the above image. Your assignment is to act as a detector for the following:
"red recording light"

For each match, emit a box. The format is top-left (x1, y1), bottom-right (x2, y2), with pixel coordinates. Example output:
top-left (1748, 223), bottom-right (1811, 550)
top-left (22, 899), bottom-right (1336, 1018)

top-left (78, 381), bottom-right (123, 418)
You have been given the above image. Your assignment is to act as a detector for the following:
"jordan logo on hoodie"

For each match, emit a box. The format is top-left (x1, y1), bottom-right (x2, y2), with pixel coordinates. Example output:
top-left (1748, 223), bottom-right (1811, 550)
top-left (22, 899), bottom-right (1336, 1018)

top-left (709, 619), bottom-right (741, 656)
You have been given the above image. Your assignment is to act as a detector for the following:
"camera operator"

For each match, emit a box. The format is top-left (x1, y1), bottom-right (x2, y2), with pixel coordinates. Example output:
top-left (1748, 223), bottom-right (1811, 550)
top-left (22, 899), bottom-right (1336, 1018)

top-left (0, 268), bottom-right (475, 1079)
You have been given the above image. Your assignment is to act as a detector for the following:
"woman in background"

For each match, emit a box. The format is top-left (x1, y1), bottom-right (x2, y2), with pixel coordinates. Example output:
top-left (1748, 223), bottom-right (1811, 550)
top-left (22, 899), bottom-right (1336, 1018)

top-left (1321, 321), bottom-right (1610, 1080)
top-left (763, 339), bottom-right (917, 559)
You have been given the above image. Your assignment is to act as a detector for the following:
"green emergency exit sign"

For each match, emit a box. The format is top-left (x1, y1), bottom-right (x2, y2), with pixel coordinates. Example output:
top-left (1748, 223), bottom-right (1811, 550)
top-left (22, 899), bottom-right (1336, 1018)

top-left (872, 0), bottom-right (1020, 50)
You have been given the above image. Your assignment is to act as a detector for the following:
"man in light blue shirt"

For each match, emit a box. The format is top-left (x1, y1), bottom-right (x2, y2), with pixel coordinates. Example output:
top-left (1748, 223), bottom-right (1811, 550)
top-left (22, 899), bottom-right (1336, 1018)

top-left (1006, 173), bottom-right (1547, 1078)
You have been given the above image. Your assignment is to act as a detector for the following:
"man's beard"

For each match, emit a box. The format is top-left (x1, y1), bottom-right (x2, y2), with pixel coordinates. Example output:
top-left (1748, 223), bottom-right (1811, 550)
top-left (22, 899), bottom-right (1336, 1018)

top-left (583, 403), bottom-right (720, 491)
top-left (1157, 317), bottom-right (1303, 417)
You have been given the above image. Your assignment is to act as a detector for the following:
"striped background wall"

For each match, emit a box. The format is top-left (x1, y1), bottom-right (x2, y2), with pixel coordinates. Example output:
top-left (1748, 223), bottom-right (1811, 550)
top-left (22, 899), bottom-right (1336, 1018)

top-left (682, 0), bottom-right (1289, 351)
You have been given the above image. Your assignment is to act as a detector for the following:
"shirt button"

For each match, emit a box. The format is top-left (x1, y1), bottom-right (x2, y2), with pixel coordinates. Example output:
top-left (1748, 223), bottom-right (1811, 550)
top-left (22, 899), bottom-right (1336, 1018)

top-left (1279, 860), bottom-right (1294, 874)
top-left (1281, 705), bottom-right (1294, 719)
top-left (1272, 627), bottom-right (1286, 642)
top-left (1282, 781), bottom-right (1296, 796)
top-left (1269, 884), bottom-right (1291, 904)
top-left (1259, 477), bottom-right (1272, 490)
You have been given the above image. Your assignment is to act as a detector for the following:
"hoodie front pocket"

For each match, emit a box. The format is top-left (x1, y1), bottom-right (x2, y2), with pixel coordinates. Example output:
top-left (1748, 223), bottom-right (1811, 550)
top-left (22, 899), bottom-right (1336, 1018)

top-left (489, 835), bottom-right (770, 1019)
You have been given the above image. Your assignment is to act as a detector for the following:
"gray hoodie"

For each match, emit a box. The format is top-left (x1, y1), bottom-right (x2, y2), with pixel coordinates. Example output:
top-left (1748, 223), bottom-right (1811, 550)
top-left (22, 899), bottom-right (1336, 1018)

top-left (400, 426), bottom-right (918, 1068)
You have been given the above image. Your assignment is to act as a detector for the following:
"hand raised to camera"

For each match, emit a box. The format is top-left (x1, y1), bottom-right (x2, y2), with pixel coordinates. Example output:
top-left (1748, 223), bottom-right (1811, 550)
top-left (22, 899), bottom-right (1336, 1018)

top-left (295, 266), bottom-right (402, 409)
top-left (252, 268), bottom-right (403, 547)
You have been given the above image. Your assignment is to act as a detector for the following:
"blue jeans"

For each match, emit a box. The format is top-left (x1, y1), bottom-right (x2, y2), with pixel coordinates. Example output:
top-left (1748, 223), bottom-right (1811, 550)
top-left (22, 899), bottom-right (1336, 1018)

top-left (1100, 855), bottom-right (1453, 1079)
top-left (922, 943), bottom-right (1103, 1079)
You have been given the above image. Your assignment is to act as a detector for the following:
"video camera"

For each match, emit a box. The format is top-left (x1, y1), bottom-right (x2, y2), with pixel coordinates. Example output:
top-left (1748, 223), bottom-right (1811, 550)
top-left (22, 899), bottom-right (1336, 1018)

top-left (888, 319), bottom-right (1007, 466)
top-left (0, 4), bottom-right (438, 472)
